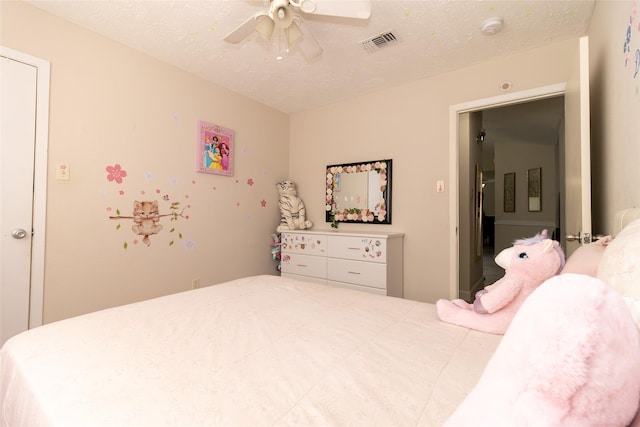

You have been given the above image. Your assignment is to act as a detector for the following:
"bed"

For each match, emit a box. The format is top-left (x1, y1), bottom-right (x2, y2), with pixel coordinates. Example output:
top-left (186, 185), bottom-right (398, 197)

top-left (1, 275), bottom-right (501, 426)
top-left (2, 209), bottom-right (640, 426)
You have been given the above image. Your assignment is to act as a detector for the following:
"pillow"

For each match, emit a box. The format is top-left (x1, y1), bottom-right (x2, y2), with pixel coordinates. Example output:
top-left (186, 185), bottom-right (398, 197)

top-left (444, 274), bottom-right (640, 427)
top-left (560, 236), bottom-right (612, 277)
top-left (597, 218), bottom-right (640, 327)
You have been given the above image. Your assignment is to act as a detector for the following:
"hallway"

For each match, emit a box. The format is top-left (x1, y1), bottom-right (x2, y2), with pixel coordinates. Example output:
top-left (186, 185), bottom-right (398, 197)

top-left (483, 245), bottom-right (504, 287)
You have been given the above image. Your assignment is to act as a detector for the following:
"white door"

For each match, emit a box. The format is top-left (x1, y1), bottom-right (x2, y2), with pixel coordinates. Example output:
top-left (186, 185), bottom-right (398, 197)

top-left (1, 56), bottom-right (37, 346)
top-left (0, 47), bottom-right (49, 347)
top-left (563, 36), bottom-right (592, 256)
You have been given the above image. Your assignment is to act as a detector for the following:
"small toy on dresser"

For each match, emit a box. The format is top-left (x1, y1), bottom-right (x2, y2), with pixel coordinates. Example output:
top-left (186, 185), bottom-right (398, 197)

top-left (275, 180), bottom-right (312, 233)
top-left (270, 233), bottom-right (282, 272)
top-left (436, 229), bottom-right (565, 334)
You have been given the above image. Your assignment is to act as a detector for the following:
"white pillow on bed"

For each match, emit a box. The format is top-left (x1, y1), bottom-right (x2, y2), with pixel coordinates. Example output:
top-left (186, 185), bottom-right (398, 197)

top-left (561, 236), bottom-right (612, 277)
top-left (597, 218), bottom-right (640, 328)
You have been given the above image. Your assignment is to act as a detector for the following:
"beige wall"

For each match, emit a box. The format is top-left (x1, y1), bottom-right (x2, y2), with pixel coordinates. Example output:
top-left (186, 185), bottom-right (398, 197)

top-left (1, 2), bottom-right (289, 322)
top-left (588, 0), bottom-right (640, 233)
top-left (3, 0), bottom-right (637, 315)
top-left (493, 142), bottom-right (558, 253)
top-left (291, 0), bottom-right (640, 303)
top-left (290, 39), bottom-right (579, 303)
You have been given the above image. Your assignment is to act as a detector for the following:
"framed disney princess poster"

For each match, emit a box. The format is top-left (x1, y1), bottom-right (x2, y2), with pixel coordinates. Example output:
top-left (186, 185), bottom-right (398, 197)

top-left (197, 121), bottom-right (234, 176)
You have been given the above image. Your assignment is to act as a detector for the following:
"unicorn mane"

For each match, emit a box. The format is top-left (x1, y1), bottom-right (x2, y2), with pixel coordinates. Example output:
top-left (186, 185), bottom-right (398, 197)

top-left (514, 229), bottom-right (548, 246)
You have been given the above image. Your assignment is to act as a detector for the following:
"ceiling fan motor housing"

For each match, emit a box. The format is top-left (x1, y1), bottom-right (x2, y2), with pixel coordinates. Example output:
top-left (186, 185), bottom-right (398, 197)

top-left (224, 0), bottom-right (371, 61)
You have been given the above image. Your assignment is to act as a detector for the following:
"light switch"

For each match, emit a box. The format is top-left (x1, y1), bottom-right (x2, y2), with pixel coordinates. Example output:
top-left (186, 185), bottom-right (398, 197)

top-left (436, 180), bottom-right (445, 193)
top-left (56, 163), bottom-right (70, 181)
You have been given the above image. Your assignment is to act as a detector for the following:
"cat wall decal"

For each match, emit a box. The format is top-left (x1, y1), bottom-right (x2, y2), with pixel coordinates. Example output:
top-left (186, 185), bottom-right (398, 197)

top-left (109, 200), bottom-right (187, 247)
top-left (132, 200), bottom-right (163, 246)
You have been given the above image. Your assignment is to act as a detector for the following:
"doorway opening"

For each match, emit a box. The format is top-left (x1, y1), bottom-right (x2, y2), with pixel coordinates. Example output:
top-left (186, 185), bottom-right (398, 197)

top-left (448, 83), bottom-right (567, 301)
top-left (479, 96), bottom-right (564, 288)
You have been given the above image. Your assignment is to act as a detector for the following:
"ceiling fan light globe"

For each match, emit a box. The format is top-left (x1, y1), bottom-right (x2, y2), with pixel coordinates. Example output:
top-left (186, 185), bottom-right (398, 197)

top-left (272, 3), bottom-right (294, 28)
top-left (255, 15), bottom-right (275, 40)
top-left (297, 0), bottom-right (317, 14)
top-left (286, 21), bottom-right (304, 45)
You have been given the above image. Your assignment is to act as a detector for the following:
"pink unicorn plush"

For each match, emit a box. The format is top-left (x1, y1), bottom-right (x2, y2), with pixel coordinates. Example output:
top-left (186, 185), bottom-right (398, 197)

top-left (436, 230), bottom-right (565, 334)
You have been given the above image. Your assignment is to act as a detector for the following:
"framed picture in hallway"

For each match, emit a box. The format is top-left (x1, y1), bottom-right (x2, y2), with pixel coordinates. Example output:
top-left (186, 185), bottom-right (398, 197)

top-left (528, 167), bottom-right (542, 211)
top-left (504, 172), bottom-right (515, 213)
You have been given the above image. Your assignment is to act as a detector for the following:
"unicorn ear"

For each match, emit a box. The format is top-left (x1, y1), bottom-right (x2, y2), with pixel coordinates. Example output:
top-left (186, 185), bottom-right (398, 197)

top-left (542, 239), bottom-right (554, 253)
top-left (539, 229), bottom-right (548, 239)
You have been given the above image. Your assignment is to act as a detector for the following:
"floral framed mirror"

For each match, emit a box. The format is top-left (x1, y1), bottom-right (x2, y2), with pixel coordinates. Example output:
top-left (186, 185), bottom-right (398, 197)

top-left (325, 159), bottom-right (392, 225)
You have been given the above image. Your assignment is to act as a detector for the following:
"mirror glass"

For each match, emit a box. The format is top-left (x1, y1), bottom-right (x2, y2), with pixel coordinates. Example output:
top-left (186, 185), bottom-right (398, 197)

top-left (325, 159), bottom-right (392, 225)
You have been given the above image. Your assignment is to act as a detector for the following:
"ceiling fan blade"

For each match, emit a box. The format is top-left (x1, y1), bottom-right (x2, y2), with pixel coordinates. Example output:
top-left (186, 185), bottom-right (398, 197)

top-left (223, 13), bottom-right (264, 44)
top-left (294, 17), bottom-right (323, 59)
top-left (307, 0), bottom-right (371, 19)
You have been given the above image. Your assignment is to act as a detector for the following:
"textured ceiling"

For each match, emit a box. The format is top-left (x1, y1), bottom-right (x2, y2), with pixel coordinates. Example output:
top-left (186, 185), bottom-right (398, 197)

top-left (484, 95), bottom-right (565, 146)
top-left (27, 0), bottom-right (595, 114)
top-left (481, 95), bottom-right (565, 175)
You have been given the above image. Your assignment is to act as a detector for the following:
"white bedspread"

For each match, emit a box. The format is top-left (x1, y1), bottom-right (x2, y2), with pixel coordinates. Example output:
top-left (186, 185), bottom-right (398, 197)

top-left (0, 275), bottom-right (501, 427)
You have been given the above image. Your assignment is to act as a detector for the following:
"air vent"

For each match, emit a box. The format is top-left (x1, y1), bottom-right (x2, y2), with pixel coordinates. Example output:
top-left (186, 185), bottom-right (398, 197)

top-left (360, 30), bottom-right (400, 53)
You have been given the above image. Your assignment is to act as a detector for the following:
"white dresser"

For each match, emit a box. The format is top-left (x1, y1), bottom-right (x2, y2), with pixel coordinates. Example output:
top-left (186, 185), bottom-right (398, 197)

top-left (280, 230), bottom-right (404, 297)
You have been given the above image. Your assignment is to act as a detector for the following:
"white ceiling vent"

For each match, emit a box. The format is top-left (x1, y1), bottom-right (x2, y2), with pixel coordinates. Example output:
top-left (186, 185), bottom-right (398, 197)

top-left (360, 30), bottom-right (400, 53)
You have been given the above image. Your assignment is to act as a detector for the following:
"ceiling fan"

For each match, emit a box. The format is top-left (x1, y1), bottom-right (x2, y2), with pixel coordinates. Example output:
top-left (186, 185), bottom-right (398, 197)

top-left (223, 0), bottom-right (372, 60)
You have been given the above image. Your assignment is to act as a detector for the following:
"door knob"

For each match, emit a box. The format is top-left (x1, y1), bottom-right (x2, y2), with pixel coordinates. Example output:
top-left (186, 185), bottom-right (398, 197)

top-left (566, 232), bottom-right (602, 244)
top-left (11, 229), bottom-right (28, 239)
top-left (566, 233), bottom-right (579, 242)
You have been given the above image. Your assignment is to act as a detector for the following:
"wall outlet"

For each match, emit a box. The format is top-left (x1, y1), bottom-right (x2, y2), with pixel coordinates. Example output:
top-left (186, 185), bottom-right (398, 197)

top-left (191, 279), bottom-right (200, 289)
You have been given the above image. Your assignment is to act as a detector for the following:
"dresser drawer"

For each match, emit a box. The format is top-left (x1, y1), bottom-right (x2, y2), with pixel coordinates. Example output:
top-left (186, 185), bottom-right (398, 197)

top-left (327, 258), bottom-right (386, 289)
top-left (328, 235), bottom-right (387, 263)
top-left (281, 232), bottom-right (327, 256)
top-left (281, 253), bottom-right (326, 278)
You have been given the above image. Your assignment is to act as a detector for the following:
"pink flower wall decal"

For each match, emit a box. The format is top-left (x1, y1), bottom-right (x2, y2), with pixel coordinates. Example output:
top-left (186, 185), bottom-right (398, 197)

top-left (106, 164), bottom-right (127, 184)
top-left (261, 200), bottom-right (267, 207)
top-left (247, 178), bottom-right (254, 186)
